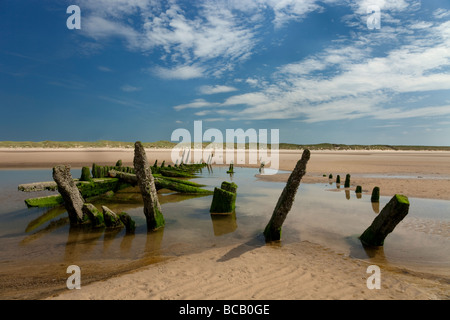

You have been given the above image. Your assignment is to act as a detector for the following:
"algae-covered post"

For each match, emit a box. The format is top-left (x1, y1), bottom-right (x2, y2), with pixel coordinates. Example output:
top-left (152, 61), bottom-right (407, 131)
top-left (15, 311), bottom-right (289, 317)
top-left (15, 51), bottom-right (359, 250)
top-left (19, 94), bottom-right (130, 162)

top-left (371, 186), bottom-right (380, 202)
top-left (102, 206), bottom-right (124, 228)
top-left (134, 141), bottom-right (165, 231)
top-left (263, 149), bottom-right (310, 242)
top-left (355, 185), bottom-right (362, 199)
top-left (52, 164), bottom-right (85, 225)
top-left (344, 174), bottom-right (351, 188)
top-left (80, 166), bottom-right (92, 182)
top-left (210, 181), bottom-right (238, 214)
top-left (82, 203), bottom-right (105, 228)
top-left (360, 194), bottom-right (410, 246)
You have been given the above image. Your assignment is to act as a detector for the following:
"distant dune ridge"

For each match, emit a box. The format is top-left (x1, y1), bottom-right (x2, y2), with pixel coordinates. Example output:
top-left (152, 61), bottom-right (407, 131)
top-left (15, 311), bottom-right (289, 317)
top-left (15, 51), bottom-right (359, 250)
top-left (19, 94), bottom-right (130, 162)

top-left (0, 140), bottom-right (449, 151)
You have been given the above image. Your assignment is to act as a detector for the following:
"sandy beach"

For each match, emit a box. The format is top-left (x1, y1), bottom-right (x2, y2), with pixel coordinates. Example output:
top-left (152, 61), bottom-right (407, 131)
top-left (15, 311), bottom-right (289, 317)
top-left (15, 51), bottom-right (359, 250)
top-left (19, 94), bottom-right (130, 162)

top-left (1, 148), bottom-right (449, 300)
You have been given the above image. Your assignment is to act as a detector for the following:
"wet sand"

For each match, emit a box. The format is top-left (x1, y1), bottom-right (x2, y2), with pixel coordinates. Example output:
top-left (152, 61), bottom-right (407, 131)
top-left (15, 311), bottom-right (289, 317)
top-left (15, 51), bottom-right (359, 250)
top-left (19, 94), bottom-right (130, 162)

top-left (1, 148), bottom-right (449, 300)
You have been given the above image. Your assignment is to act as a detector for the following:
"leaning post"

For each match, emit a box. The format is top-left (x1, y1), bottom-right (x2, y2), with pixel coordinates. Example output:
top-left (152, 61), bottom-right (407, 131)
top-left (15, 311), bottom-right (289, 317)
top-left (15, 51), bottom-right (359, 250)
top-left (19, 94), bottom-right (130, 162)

top-left (133, 141), bottom-right (165, 231)
top-left (263, 149), bottom-right (310, 242)
top-left (360, 194), bottom-right (410, 246)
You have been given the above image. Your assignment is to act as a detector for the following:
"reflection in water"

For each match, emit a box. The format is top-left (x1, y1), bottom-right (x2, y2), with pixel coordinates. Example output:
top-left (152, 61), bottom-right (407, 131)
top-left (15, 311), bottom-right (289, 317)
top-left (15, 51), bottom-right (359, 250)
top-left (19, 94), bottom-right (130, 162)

top-left (21, 217), bottom-right (69, 245)
top-left (25, 206), bottom-right (67, 233)
top-left (371, 202), bottom-right (380, 214)
top-left (210, 211), bottom-right (238, 236)
top-left (64, 226), bottom-right (104, 262)
top-left (144, 228), bottom-right (164, 257)
top-left (346, 235), bottom-right (387, 264)
top-left (356, 192), bottom-right (362, 199)
top-left (345, 189), bottom-right (350, 200)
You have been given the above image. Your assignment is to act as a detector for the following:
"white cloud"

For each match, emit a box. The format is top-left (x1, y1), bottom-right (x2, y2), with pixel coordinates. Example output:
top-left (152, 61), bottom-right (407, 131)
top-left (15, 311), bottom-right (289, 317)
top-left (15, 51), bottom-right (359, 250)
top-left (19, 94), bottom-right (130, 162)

top-left (153, 64), bottom-right (205, 80)
top-left (82, 16), bottom-right (141, 49)
top-left (433, 8), bottom-right (450, 19)
top-left (199, 85), bottom-right (238, 95)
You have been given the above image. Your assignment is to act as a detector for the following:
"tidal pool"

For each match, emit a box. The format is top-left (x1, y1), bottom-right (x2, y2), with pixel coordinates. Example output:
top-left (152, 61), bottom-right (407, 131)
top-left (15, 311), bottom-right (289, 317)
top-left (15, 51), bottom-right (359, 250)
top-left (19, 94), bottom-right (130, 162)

top-left (0, 166), bottom-right (448, 299)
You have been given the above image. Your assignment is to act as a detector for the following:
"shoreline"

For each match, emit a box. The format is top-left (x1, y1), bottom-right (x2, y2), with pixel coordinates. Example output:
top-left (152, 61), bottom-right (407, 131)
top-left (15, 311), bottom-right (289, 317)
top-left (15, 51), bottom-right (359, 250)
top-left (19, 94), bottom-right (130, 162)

top-left (1, 148), bottom-right (449, 200)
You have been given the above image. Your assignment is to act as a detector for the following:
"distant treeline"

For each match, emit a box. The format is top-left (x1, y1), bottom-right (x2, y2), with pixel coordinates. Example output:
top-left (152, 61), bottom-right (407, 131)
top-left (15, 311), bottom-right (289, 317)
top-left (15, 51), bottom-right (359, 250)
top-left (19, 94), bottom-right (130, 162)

top-left (0, 140), bottom-right (449, 151)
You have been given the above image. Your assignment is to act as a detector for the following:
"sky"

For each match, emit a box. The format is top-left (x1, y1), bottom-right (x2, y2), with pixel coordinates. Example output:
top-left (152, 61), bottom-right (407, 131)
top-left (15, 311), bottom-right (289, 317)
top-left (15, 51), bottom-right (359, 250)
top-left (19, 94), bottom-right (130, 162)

top-left (1, 0), bottom-right (450, 146)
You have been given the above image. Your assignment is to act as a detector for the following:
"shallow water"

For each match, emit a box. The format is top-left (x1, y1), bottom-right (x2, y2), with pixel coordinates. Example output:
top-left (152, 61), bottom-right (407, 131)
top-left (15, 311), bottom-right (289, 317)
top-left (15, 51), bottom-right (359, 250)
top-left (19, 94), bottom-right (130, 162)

top-left (0, 167), bottom-right (448, 299)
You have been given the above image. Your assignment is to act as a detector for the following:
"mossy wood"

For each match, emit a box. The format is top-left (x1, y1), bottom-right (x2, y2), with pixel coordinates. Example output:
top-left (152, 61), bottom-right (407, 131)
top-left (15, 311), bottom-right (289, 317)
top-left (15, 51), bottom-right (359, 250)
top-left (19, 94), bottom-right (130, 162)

top-left (25, 195), bottom-right (64, 208)
top-left (80, 167), bottom-right (92, 182)
top-left (118, 212), bottom-right (136, 233)
top-left (210, 181), bottom-right (238, 214)
top-left (102, 206), bottom-right (124, 228)
top-left (263, 149), bottom-right (310, 242)
top-left (359, 194), bottom-right (410, 246)
top-left (109, 169), bottom-right (212, 194)
top-left (82, 203), bottom-right (105, 228)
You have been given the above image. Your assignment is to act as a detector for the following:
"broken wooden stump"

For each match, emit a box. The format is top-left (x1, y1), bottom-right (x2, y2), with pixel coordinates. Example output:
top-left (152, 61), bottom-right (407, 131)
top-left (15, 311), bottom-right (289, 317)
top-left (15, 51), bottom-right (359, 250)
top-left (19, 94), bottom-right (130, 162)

top-left (344, 174), bottom-right (351, 188)
top-left (226, 163), bottom-right (235, 174)
top-left (118, 212), bottom-right (136, 233)
top-left (82, 203), bottom-right (105, 228)
top-left (134, 141), bottom-right (165, 231)
top-left (355, 185), bottom-right (362, 198)
top-left (263, 149), bottom-right (310, 242)
top-left (102, 206), bottom-right (124, 228)
top-left (210, 181), bottom-right (238, 214)
top-left (360, 194), bottom-right (410, 246)
top-left (80, 166), bottom-right (92, 182)
top-left (52, 165), bottom-right (85, 225)
top-left (371, 186), bottom-right (380, 203)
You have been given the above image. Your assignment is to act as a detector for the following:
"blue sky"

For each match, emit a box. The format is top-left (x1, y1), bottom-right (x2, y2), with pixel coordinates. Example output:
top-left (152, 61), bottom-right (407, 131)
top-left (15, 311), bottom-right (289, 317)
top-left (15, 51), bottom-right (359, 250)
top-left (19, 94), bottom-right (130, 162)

top-left (1, 0), bottom-right (450, 145)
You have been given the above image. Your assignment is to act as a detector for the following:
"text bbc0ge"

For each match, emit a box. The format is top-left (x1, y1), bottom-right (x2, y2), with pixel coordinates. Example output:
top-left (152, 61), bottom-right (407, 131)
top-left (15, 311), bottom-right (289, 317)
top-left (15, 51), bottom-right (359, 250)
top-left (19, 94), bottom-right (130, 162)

top-left (179, 304), bottom-right (269, 317)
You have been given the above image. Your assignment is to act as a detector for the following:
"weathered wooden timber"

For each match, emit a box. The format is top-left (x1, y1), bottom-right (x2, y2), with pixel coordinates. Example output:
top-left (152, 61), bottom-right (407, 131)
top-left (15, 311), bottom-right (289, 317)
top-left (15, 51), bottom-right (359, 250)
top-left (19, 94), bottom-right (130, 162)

top-left (134, 141), bottom-right (165, 231)
top-left (263, 149), bottom-right (310, 242)
top-left (360, 194), bottom-right (410, 246)
top-left (210, 181), bottom-right (238, 214)
top-left (52, 165), bottom-right (85, 225)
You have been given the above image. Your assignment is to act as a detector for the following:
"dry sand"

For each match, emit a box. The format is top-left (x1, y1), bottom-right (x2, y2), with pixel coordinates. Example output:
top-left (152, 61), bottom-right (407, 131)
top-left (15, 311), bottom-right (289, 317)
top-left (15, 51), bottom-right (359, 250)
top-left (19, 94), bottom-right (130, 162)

top-left (1, 148), bottom-right (449, 300)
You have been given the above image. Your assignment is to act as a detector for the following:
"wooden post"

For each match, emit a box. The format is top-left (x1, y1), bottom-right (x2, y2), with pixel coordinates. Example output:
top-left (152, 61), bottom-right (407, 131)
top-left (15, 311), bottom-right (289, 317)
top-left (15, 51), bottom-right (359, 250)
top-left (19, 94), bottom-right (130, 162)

top-left (371, 186), bottom-right (380, 202)
top-left (134, 141), bottom-right (165, 231)
top-left (360, 194), bottom-right (410, 246)
top-left (263, 149), bottom-right (310, 242)
top-left (210, 181), bottom-right (238, 214)
top-left (52, 165), bottom-right (85, 225)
